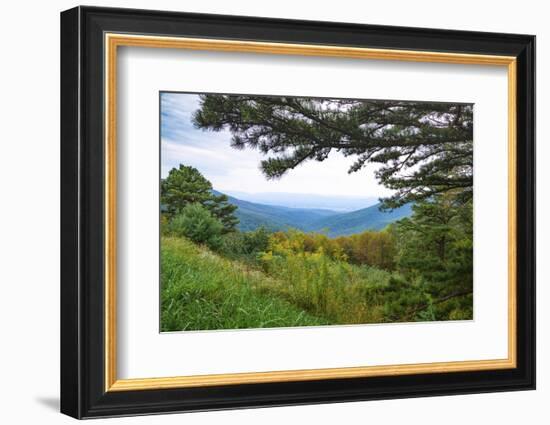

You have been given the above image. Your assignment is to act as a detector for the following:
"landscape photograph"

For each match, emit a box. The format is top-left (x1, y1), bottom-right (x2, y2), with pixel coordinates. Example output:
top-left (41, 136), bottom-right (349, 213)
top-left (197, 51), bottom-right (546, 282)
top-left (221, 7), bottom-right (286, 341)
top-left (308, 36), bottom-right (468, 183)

top-left (160, 92), bottom-right (474, 332)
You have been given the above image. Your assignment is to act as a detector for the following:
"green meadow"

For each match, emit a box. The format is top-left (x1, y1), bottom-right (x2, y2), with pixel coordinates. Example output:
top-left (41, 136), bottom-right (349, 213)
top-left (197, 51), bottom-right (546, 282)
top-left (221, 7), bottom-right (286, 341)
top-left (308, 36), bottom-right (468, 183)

top-left (160, 95), bottom-right (474, 331)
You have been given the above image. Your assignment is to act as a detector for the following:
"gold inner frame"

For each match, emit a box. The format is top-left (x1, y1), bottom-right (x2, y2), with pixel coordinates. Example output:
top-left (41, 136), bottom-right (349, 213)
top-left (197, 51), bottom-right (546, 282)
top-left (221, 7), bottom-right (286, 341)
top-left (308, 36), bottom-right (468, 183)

top-left (104, 33), bottom-right (517, 392)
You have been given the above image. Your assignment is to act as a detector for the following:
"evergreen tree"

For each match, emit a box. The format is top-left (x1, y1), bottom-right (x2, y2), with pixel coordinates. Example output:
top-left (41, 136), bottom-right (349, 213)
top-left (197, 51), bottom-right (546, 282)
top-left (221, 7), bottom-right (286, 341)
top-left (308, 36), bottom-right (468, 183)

top-left (368, 193), bottom-right (474, 321)
top-left (193, 95), bottom-right (472, 208)
top-left (167, 203), bottom-right (224, 249)
top-left (393, 193), bottom-right (473, 297)
top-left (161, 165), bottom-right (212, 216)
top-left (206, 192), bottom-right (240, 233)
top-left (161, 164), bottom-right (238, 233)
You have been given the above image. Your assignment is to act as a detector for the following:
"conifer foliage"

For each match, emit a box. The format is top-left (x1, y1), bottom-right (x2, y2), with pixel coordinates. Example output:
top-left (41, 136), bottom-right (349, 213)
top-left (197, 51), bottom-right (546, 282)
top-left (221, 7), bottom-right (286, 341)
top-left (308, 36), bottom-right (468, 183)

top-left (161, 164), bottom-right (239, 233)
top-left (193, 95), bottom-right (473, 209)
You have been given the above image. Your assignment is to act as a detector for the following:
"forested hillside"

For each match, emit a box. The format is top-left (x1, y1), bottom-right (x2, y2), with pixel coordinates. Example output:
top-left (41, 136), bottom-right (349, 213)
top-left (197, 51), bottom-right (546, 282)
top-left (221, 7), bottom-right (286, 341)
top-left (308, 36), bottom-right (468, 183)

top-left (161, 165), bottom-right (473, 330)
top-left (160, 95), bottom-right (474, 330)
top-left (213, 190), bottom-right (338, 232)
top-left (306, 202), bottom-right (413, 236)
top-left (216, 190), bottom-right (412, 236)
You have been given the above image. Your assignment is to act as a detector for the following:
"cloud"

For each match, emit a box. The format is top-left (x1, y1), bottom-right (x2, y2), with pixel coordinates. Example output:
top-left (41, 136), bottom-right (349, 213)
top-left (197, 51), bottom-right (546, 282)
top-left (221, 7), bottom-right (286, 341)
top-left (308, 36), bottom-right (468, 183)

top-left (160, 92), bottom-right (200, 141)
top-left (160, 93), bottom-right (391, 198)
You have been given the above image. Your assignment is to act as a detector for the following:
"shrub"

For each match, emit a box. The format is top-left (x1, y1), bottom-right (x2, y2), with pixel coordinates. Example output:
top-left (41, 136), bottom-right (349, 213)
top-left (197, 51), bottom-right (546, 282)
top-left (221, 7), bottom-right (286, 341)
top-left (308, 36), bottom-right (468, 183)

top-left (218, 227), bottom-right (270, 262)
top-left (258, 232), bottom-right (400, 324)
top-left (166, 203), bottom-right (224, 249)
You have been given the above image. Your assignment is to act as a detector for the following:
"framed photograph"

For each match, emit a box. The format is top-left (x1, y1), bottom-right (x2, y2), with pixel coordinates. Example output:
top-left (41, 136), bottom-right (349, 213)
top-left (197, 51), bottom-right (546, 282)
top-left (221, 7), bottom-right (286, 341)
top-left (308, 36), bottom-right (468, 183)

top-left (60, 6), bottom-right (535, 419)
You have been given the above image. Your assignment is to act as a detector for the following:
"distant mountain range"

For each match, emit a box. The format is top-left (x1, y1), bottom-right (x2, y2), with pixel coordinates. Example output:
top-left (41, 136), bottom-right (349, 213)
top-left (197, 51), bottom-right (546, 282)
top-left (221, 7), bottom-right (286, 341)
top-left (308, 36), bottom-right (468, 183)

top-left (224, 191), bottom-right (378, 212)
top-left (215, 191), bottom-right (412, 237)
top-left (306, 202), bottom-right (413, 237)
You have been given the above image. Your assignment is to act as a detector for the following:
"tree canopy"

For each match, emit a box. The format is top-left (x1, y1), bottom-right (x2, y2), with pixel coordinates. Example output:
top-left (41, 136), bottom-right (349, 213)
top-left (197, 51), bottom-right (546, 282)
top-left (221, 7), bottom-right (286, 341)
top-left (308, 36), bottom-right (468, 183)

top-left (193, 95), bottom-right (473, 208)
top-left (392, 192), bottom-right (473, 301)
top-left (161, 164), bottom-right (239, 233)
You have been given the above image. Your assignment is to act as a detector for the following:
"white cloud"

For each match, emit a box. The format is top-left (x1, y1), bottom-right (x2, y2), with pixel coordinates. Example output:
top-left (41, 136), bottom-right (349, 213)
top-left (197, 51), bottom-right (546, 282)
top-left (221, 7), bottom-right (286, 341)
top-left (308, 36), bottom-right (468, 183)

top-left (161, 93), bottom-right (392, 199)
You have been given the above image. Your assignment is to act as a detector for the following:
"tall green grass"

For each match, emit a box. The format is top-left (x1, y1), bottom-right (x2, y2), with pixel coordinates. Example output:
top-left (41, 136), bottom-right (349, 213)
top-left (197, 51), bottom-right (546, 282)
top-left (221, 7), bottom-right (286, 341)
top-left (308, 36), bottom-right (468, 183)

top-left (259, 246), bottom-right (396, 324)
top-left (161, 237), bottom-right (328, 331)
top-left (161, 233), bottom-right (471, 332)
top-left (257, 230), bottom-right (472, 324)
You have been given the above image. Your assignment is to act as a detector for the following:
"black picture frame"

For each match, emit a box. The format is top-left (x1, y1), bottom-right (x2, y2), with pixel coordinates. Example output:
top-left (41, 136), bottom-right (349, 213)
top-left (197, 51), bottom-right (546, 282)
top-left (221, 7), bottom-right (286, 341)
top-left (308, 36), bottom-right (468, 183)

top-left (61, 5), bottom-right (536, 419)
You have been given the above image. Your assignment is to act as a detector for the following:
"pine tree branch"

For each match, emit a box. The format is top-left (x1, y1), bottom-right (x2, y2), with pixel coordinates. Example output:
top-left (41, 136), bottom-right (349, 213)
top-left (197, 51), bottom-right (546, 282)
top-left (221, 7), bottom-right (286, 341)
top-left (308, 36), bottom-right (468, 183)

top-left (403, 289), bottom-right (473, 320)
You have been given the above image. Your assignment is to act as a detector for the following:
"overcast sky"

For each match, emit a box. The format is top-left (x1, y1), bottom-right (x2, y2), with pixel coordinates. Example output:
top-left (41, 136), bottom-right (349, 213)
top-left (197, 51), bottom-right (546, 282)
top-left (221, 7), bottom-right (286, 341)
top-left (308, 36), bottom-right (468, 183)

top-left (160, 92), bottom-right (391, 199)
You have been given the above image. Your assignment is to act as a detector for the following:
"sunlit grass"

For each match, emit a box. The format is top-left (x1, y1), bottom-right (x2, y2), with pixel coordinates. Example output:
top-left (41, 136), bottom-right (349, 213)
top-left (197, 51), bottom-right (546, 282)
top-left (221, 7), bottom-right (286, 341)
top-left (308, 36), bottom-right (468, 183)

top-left (161, 234), bottom-right (472, 332)
top-left (161, 237), bottom-right (328, 331)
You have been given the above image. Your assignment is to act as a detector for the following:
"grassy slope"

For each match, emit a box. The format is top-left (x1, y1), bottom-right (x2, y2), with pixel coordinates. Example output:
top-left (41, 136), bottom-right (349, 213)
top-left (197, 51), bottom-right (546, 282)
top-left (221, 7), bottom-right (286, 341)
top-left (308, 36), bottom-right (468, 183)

top-left (161, 237), bottom-right (329, 331)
